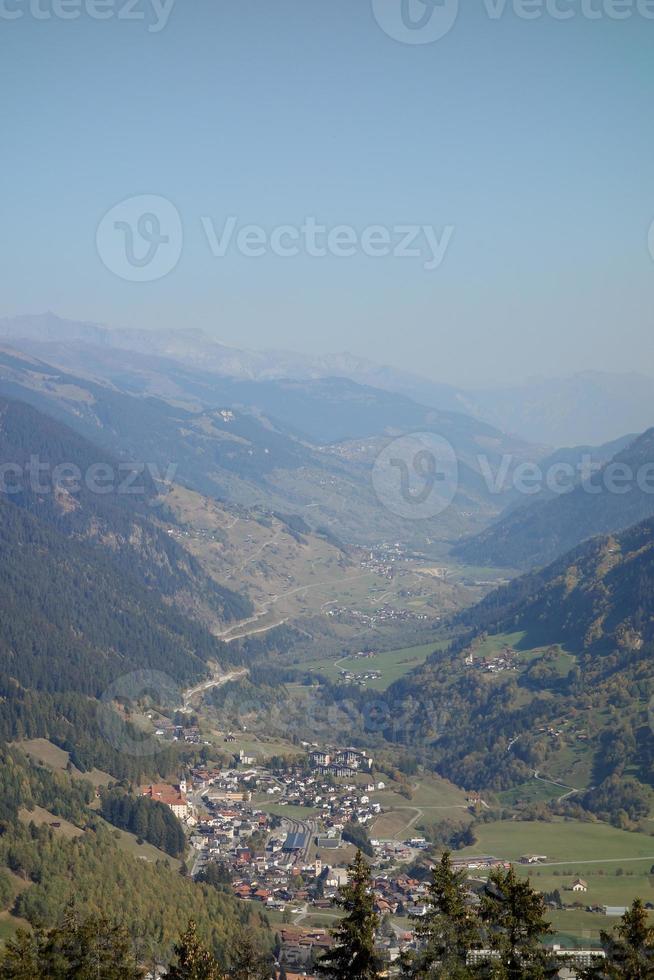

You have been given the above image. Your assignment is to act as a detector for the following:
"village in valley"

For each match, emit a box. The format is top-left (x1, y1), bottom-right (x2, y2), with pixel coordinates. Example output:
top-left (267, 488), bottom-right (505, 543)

top-left (137, 740), bottom-right (448, 972)
top-left (137, 733), bottom-right (611, 977)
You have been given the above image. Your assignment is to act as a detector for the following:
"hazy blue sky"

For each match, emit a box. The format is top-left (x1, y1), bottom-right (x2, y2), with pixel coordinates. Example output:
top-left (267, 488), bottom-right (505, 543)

top-left (1, 0), bottom-right (653, 386)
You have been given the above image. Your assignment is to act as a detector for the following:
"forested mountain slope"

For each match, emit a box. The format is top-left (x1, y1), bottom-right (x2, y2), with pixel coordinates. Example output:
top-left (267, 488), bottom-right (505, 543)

top-left (385, 518), bottom-right (654, 809)
top-left (453, 428), bottom-right (654, 569)
top-left (456, 515), bottom-right (654, 653)
top-left (0, 395), bottom-right (251, 626)
top-left (0, 397), bottom-right (247, 777)
top-left (0, 493), bottom-right (220, 695)
top-left (0, 744), bottom-right (270, 965)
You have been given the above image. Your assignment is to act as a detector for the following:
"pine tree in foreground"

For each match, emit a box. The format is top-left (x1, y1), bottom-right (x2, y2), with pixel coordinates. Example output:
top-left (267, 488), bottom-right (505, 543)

top-left (0, 910), bottom-right (144, 979)
top-left (316, 849), bottom-right (382, 980)
top-left (402, 850), bottom-right (480, 978)
top-left (580, 899), bottom-right (654, 979)
top-left (227, 928), bottom-right (272, 979)
top-left (478, 865), bottom-right (557, 979)
top-left (0, 928), bottom-right (44, 980)
top-left (165, 920), bottom-right (225, 980)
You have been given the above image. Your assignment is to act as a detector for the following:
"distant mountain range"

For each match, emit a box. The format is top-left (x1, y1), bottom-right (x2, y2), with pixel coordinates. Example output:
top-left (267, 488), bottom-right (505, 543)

top-left (1, 312), bottom-right (652, 445)
top-left (455, 372), bottom-right (654, 447)
top-left (0, 336), bottom-right (537, 551)
top-left (453, 428), bottom-right (654, 570)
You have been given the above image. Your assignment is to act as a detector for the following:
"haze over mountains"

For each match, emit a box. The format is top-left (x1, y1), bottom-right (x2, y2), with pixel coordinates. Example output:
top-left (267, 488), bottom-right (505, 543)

top-left (2, 312), bottom-right (653, 446)
top-left (0, 324), bottom-right (538, 552)
top-left (1, 313), bottom-right (654, 962)
top-left (2, 312), bottom-right (654, 581)
top-left (5, 0), bottom-right (654, 964)
top-left (454, 429), bottom-right (654, 571)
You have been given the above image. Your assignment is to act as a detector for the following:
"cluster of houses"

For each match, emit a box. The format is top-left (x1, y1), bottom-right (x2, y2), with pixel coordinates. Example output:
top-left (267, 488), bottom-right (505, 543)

top-left (325, 603), bottom-right (428, 630)
top-left (277, 920), bottom-right (414, 975)
top-left (271, 872), bottom-right (606, 977)
top-left (537, 725), bottom-right (565, 741)
top-left (358, 552), bottom-right (396, 580)
top-left (153, 721), bottom-right (202, 744)
top-left (190, 800), bottom-right (272, 871)
top-left (139, 759), bottom-right (614, 977)
top-left (275, 766), bottom-right (383, 828)
top-left (464, 648), bottom-right (518, 674)
top-left (308, 747), bottom-right (375, 779)
top-left (338, 666), bottom-right (383, 684)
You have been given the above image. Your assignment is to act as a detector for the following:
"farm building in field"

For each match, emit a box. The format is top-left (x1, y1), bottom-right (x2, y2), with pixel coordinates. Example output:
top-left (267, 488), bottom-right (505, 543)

top-left (520, 854), bottom-right (548, 864)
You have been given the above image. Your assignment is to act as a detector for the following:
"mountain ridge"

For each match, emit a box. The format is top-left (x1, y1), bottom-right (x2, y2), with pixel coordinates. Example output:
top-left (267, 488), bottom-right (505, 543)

top-left (453, 427), bottom-right (654, 570)
top-left (2, 312), bottom-right (653, 444)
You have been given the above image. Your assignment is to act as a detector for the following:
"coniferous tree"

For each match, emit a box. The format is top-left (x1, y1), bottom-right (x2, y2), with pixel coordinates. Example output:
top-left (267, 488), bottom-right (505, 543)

top-left (0, 928), bottom-right (44, 979)
top-left (165, 920), bottom-right (224, 980)
top-left (0, 912), bottom-right (144, 979)
top-left (316, 850), bottom-right (382, 980)
top-left (227, 930), bottom-right (271, 979)
top-left (403, 850), bottom-right (480, 978)
top-left (43, 908), bottom-right (144, 979)
top-left (478, 866), bottom-right (556, 979)
top-left (581, 899), bottom-right (654, 979)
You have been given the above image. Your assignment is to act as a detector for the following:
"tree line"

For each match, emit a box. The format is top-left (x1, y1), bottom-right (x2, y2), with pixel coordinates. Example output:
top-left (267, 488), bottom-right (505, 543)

top-left (99, 787), bottom-right (186, 858)
top-left (0, 910), bottom-right (272, 979)
top-left (318, 850), bottom-right (654, 980)
top-left (2, 850), bottom-right (654, 977)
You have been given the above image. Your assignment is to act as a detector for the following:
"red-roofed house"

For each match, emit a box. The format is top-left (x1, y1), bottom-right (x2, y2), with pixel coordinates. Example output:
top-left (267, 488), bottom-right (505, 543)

top-left (140, 783), bottom-right (189, 820)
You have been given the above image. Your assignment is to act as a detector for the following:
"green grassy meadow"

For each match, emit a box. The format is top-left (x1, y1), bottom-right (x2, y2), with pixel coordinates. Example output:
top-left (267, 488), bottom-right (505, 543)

top-left (308, 642), bottom-right (442, 691)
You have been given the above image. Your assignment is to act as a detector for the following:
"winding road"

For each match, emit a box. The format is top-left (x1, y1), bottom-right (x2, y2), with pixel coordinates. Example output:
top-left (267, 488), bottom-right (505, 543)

top-left (182, 667), bottom-right (248, 707)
